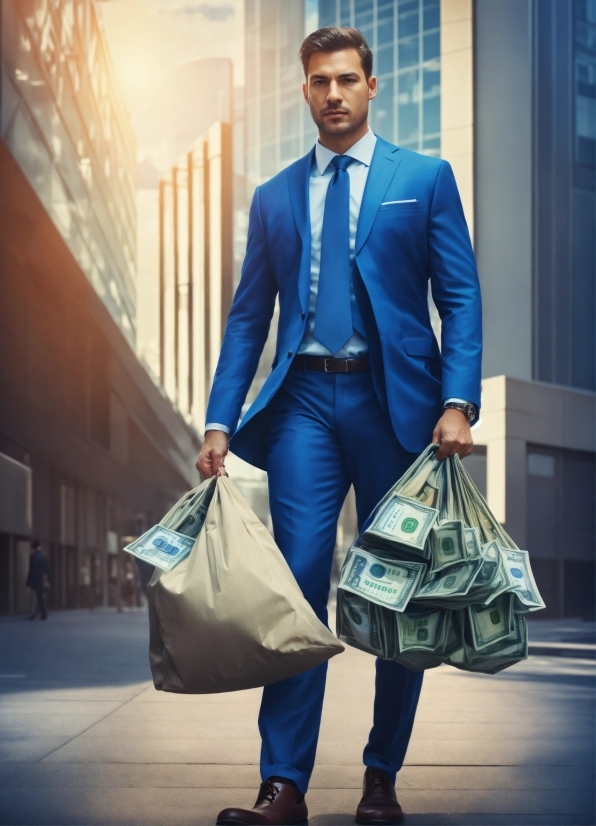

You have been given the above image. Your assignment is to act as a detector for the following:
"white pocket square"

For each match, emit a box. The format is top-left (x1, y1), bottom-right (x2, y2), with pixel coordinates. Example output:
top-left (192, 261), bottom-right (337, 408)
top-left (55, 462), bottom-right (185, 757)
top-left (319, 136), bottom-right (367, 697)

top-left (381, 199), bottom-right (418, 205)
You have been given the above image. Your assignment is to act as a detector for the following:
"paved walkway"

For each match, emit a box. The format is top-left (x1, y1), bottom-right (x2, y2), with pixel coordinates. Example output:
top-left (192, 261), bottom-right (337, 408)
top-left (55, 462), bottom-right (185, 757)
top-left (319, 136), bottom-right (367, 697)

top-left (0, 609), bottom-right (594, 826)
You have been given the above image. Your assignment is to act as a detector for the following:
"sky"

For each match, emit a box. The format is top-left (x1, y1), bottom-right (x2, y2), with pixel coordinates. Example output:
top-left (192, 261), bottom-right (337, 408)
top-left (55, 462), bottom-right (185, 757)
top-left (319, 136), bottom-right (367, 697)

top-left (97, 0), bottom-right (244, 174)
top-left (95, 1), bottom-right (245, 375)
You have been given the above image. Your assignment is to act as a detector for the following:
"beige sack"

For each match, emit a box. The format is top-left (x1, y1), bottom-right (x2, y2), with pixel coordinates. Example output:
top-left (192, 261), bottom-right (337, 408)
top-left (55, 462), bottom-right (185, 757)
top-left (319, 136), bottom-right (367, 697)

top-left (148, 476), bottom-right (344, 694)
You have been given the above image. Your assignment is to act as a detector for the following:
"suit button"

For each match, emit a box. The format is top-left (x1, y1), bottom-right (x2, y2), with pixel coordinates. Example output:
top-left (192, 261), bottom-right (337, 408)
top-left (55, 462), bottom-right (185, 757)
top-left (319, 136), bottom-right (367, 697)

top-left (287, 351), bottom-right (293, 358)
top-left (300, 312), bottom-right (305, 320)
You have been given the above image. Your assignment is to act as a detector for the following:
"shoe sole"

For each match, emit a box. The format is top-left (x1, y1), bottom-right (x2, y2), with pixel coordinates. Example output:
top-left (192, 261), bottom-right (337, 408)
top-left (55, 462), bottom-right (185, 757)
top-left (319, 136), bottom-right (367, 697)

top-left (356, 820), bottom-right (403, 825)
top-left (216, 822), bottom-right (308, 825)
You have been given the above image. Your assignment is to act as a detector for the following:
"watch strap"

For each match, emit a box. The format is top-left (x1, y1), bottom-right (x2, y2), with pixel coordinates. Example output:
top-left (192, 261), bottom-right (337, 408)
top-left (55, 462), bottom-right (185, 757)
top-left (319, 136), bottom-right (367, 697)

top-left (444, 401), bottom-right (476, 422)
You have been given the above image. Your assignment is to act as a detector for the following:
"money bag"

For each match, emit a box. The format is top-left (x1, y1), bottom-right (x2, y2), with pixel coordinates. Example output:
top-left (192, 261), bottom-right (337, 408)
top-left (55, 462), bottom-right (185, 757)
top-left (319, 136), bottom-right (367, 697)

top-left (148, 476), bottom-right (344, 693)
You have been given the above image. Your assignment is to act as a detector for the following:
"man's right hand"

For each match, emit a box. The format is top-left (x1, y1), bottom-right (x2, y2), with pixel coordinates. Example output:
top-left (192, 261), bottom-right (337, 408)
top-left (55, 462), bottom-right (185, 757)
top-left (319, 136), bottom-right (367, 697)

top-left (196, 430), bottom-right (230, 479)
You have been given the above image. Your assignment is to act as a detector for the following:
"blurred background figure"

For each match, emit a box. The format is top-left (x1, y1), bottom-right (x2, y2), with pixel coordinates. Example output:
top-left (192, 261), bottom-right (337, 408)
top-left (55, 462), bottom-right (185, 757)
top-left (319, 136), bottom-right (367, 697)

top-left (26, 540), bottom-right (50, 621)
top-left (135, 558), bottom-right (155, 606)
top-left (121, 560), bottom-right (139, 609)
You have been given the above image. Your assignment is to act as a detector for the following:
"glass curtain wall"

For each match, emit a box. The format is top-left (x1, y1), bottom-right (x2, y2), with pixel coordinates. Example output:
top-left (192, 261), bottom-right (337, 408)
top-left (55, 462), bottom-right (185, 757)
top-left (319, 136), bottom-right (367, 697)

top-left (0, 0), bottom-right (137, 343)
top-left (574, 0), bottom-right (596, 171)
top-left (319, 0), bottom-right (441, 155)
top-left (245, 0), bottom-right (319, 189)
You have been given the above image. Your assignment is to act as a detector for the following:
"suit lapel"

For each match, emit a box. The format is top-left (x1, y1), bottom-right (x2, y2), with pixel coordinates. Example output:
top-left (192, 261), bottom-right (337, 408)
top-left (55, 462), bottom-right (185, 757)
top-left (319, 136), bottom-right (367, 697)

top-left (287, 147), bottom-right (315, 313)
top-left (355, 136), bottom-right (402, 255)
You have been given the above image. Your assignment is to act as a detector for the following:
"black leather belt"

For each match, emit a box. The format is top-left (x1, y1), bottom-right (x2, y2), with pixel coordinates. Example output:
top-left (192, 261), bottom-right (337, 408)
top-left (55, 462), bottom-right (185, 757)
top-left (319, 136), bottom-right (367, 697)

top-left (291, 355), bottom-right (370, 373)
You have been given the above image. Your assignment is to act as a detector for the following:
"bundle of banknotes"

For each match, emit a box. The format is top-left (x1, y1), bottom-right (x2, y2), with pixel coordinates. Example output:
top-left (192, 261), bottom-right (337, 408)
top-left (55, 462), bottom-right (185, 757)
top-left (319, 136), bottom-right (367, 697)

top-left (337, 445), bottom-right (545, 674)
top-left (124, 479), bottom-right (216, 572)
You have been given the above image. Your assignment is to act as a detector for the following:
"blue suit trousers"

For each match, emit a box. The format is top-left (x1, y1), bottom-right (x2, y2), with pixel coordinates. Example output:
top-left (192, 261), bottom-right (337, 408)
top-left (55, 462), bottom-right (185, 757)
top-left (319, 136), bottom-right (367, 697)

top-left (259, 368), bottom-right (425, 794)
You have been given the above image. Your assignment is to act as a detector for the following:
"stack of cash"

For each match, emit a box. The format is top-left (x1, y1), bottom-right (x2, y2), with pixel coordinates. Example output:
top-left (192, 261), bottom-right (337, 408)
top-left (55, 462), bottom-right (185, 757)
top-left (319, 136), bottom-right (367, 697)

top-left (337, 445), bottom-right (544, 674)
top-left (124, 479), bottom-right (217, 572)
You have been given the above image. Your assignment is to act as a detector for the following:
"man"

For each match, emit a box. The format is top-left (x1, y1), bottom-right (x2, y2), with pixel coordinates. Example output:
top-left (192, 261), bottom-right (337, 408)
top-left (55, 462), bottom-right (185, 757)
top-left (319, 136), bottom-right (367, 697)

top-left (26, 540), bottom-right (50, 621)
top-left (198, 27), bottom-right (481, 826)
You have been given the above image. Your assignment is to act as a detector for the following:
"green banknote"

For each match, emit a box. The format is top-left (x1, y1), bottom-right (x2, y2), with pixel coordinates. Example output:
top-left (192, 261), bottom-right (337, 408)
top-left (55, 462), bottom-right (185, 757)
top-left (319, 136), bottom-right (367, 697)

top-left (463, 614), bottom-right (528, 674)
top-left (124, 526), bottom-right (195, 572)
top-left (396, 607), bottom-right (449, 653)
top-left (467, 594), bottom-right (515, 650)
top-left (414, 558), bottom-right (483, 601)
top-left (363, 495), bottom-right (438, 555)
top-left (338, 445), bottom-right (543, 674)
top-left (336, 591), bottom-right (386, 657)
top-left (430, 520), bottom-right (467, 571)
top-left (338, 546), bottom-right (425, 611)
top-left (464, 527), bottom-right (482, 559)
top-left (499, 548), bottom-right (546, 610)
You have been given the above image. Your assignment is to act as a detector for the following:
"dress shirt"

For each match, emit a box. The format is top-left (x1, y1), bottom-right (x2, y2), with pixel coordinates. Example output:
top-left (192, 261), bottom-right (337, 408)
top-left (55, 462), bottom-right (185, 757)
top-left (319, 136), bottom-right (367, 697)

top-left (205, 129), bottom-right (472, 434)
top-left (297, 128), bottom-right (376, 358)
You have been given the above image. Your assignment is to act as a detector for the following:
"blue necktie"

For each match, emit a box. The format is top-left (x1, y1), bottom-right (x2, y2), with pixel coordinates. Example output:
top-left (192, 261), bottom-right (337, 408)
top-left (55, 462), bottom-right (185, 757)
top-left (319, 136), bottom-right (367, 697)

top-left (314, 154), bottom-right (356, 355)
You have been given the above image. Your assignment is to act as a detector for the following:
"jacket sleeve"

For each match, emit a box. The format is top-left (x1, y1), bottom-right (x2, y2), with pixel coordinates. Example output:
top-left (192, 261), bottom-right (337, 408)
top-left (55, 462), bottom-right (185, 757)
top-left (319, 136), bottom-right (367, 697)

top-left (205, 186), bottom-right (278, 434)
top-left (427, 160), bottom-right (483, 413)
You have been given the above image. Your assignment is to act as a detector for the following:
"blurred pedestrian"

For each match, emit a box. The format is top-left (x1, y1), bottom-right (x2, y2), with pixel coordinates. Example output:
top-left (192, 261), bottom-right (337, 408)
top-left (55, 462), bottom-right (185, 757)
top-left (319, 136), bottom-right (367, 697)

top-left (135, 557), bottom-right (154, 603)
top-left (121, 560), bottom-right (138, 608)
top-left (26, 540), bottom-right (50, 621)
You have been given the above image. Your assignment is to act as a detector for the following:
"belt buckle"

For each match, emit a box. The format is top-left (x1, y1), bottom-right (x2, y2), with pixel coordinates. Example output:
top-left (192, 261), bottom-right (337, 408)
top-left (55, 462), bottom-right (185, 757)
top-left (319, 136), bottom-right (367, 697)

top-left (324, 358), bottom-right (349, 373)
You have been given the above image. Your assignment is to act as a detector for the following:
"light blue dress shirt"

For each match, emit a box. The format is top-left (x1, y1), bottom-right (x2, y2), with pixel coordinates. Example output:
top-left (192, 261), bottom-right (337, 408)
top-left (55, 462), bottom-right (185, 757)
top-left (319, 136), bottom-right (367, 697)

top-left (206, 129), bottom-right (470, 434)
top-left (297, 128), bottom-right (376, 358)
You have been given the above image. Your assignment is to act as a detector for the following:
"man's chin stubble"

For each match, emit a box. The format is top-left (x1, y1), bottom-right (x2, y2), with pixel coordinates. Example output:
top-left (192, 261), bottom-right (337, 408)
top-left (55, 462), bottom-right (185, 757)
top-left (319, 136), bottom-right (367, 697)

top-left (316, 116), bottom-right (359, 136)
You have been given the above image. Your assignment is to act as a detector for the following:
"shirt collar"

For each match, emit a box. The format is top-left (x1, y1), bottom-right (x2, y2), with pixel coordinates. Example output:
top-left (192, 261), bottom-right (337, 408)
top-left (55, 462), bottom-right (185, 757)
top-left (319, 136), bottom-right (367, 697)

top-left (314, 127), bottom-right (377, 176)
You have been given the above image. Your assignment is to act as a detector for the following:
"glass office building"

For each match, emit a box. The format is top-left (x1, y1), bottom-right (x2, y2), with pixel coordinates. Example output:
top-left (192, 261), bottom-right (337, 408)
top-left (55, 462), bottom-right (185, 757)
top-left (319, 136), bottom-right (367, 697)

top-left (319, 0), bottom-right (440, 155)
top-left (245, 0), bottom-right (317, 188)
top-left (0, 0), bottom-right (137, 343)
top-left (0, 1), bottom-right (200, 616)
top-left (244, 0), bottom-right (440, 189)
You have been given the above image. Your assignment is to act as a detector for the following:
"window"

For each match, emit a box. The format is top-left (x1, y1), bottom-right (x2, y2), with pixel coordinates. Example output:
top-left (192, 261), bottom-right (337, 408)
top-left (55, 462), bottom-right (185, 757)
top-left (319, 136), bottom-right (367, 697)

top-left (574, 0), bottom-right (596, 168)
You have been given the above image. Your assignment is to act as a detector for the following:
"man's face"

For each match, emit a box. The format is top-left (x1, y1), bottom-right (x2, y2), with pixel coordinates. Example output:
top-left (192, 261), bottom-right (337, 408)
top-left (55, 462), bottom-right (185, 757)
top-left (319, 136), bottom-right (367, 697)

top-left (302, 48), bottom-right (376, 138)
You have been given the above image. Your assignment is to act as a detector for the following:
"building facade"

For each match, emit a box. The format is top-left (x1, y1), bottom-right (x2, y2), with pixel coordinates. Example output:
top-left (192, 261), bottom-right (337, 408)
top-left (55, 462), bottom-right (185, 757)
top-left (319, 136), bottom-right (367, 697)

top-left (158, 122), bottom-right (234, 432)
top-left (472, 0), bottom-right (595, 618)
top-left (0, 0), bottom-right (201, 614)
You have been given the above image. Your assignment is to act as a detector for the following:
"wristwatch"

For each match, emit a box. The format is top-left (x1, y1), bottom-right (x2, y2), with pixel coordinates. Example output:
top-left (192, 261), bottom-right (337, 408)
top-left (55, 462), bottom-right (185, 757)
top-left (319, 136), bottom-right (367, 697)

top-left (444, 401), bottom-right (477, 422)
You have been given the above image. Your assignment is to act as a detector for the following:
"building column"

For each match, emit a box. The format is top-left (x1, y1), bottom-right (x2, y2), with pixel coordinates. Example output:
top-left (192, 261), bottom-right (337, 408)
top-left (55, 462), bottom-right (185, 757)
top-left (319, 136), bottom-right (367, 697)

top-left (440, 0), bottom-right (474, 239)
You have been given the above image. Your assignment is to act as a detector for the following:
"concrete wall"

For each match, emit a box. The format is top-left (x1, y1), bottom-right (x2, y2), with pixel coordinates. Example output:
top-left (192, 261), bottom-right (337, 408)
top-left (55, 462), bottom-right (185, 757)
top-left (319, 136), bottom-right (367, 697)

top-left (473, 0), bottom-right (533, 381)
top-left (473, 376), bottom-right (596, 544)
top-left (440, 0), bottom-right (474, 239)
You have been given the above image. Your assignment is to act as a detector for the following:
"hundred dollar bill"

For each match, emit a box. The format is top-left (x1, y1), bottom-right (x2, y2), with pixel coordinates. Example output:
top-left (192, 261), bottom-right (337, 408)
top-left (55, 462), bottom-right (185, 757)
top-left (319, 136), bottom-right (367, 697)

top-left (430, 520), bottom-right (467, 571)
top-left (463, 541), bottom-right (507, 605)
top-left (337, 592), bottom-right (385, 657)
top-left (339, 546), bottom-right (425, 611)
top-left (414, 557), bottom-right (483, 601)
top-left (363, 495), bottom-right (438, 555)
top-left (160, 477), bottom-right (216, 537)
top-left (465, 614), bottom-right (528, 674)
top-left (499, 548), bottom-right (546, 610)
top-left (124, 525), bottom-right (195, 572)
top-left (464, 527), bottom-right (482, 559)
top-left (467, 594), bottom-right (515, 650)
top-left (396, 608), bottom-right (448, 652)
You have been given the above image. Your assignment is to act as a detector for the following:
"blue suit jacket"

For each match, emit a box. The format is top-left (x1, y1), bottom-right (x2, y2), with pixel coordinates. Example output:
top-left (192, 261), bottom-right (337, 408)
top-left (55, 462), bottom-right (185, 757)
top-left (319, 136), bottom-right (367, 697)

top-left (206, 135), bottom-right (482, 470)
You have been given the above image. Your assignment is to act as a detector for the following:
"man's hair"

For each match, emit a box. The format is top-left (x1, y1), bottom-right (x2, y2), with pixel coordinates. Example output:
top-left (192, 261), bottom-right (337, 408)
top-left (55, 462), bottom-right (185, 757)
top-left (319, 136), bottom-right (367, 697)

top-left (299, 27), bottom-right (373, 80)
top-left (31, 539), bottom-right (41, 550)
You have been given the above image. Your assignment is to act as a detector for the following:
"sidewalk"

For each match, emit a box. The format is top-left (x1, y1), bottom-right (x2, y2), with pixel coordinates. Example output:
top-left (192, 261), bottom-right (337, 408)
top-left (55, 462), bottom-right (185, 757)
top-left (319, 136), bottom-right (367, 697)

top-left (0, 609), bottom-right (594, 826)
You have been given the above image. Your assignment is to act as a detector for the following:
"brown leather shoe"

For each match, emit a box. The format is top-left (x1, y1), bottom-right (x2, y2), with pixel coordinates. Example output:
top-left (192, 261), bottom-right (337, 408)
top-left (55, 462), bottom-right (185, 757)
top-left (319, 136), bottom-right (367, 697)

top-left (216, 778), bottom-right (308, 825)
top-left (355, 767), bottom-right (404, 825)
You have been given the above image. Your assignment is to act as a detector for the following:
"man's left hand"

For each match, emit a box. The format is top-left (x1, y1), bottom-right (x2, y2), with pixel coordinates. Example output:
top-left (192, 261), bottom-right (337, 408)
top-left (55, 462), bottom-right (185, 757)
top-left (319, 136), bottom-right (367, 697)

top-left (432, 408), bottom-right (474, 460)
